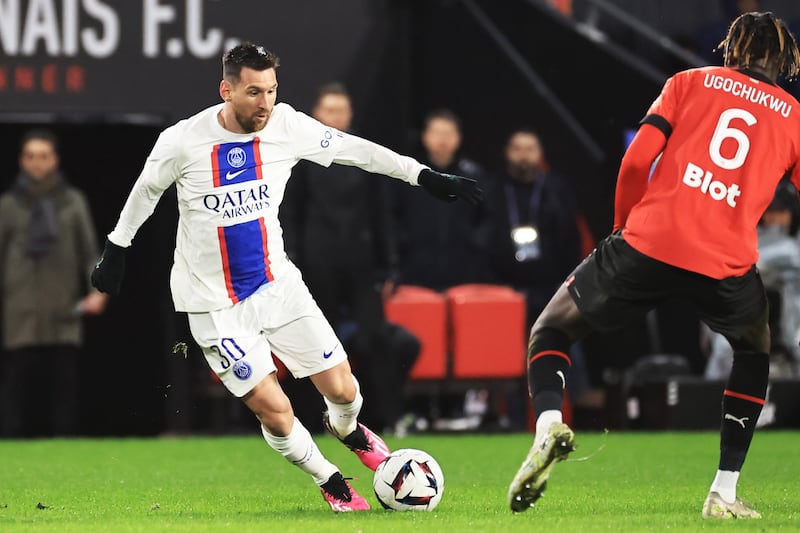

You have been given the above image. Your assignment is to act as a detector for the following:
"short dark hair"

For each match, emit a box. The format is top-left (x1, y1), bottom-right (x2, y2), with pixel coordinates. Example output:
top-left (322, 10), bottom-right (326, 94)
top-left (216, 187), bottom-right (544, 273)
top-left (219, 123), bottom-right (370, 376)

top-left (20, 128), bottom-right (59, 155)
top-left (423, 109), bottom-right (462, 132)
top-left (222, 42), bottom-right (280, 81)
top-left (719, 11), bottom-right (800, 80)
top-left (314, 82), bottom-right (351, 106)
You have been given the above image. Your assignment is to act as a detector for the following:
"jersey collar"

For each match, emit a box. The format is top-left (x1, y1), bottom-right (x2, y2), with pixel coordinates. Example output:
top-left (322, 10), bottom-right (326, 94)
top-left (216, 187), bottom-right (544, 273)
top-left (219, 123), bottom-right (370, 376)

top-left (735, 68), bottom-right (777, 86)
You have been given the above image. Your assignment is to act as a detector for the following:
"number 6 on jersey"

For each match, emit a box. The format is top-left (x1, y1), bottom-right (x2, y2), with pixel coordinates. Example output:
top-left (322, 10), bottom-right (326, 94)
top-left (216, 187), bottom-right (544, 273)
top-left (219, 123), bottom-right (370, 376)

top-left (682, 107), bottom-right (756, 207)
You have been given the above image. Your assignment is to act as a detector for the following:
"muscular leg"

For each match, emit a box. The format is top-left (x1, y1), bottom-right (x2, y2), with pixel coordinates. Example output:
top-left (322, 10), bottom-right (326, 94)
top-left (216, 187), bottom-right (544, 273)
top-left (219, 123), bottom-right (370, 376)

top-left (244, 372), bottom-right (337, 485)
top-left (508, 283), bottom-right (594, 512)
top-left (526, 283), bottom-right (593, 433)
top-left (311, 359), bottom-right (390, 471)
top-left (310, 360), bottom-right (361, 437)
top-left (709, 313), bottom-right (770, 505)
top-left (509, 233), bottom-right (667, 512)
top-left (243, 371), bottom-right (295, 435)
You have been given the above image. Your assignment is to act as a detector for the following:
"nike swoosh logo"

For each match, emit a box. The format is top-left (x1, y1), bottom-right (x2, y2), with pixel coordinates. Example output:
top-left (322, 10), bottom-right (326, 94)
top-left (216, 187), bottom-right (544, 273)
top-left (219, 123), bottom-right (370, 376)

top-left (225, 169), bottom-right (247, 180)
top-left (323, 343), bottom-right (339, 359)
top-left (556, 370), bottom-right (566, 389)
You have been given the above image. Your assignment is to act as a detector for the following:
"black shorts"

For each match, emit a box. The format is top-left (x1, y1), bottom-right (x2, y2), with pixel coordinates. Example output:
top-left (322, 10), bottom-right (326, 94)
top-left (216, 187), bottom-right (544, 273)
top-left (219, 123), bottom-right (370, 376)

top-left (566, 233), bottom-right (767, 341)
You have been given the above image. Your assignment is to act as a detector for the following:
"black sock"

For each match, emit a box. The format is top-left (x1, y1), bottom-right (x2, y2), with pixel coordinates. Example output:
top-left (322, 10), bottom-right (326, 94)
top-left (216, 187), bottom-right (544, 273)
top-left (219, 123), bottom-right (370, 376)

top-left (719, 351), bottom-right (769, 472)
top-left (527, 327), bottom-right (572, 417)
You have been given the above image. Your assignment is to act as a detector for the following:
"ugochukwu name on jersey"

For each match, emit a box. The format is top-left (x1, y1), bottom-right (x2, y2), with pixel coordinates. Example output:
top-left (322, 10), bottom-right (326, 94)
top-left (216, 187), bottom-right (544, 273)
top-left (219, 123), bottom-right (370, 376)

top-left (703, 72), bottom-right (792, 117)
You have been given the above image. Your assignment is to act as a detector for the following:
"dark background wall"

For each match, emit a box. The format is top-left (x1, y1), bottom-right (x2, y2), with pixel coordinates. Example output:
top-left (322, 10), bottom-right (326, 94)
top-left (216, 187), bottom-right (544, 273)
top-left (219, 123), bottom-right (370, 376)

top-left (1, 0), bottom-right (793, 434)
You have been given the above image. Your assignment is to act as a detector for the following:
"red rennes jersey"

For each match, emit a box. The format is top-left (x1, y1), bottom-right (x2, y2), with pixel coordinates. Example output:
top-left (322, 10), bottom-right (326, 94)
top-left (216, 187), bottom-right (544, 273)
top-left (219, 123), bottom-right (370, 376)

top-left (622, 66), bottom-right (800, 279)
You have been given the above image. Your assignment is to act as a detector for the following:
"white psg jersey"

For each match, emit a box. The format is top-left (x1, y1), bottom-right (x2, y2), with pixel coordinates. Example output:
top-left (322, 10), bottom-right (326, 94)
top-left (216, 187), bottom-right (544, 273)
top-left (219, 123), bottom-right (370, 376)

top-left (108, 102), bottom-right (425, 312)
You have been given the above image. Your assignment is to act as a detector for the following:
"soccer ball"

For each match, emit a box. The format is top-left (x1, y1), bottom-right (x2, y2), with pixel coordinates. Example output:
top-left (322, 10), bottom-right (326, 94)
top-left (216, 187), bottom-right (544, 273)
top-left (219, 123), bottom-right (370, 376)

top-left (373, 448), bottom-right (444, 511)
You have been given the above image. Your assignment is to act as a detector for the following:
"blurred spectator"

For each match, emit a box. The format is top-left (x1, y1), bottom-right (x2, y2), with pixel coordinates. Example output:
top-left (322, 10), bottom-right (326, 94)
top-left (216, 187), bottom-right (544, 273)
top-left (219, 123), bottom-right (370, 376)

top-left (705, 180), bottom-right (800, 379)
top-left (487, 129), bottom-right (598, 414)
top-left (391, 109), bottom-right (491, 290)
top-left (281, 83), bottom-right (420, 433)
top-left (0, 129), bottom-right (107, 437)
top-left (488, 129), bottom-right (581, 323)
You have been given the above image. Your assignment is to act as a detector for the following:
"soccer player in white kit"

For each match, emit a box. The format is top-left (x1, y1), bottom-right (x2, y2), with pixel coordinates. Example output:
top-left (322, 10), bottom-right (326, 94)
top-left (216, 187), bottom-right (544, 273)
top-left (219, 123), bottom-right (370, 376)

top-left (91, 43), bottom-right (481, 511)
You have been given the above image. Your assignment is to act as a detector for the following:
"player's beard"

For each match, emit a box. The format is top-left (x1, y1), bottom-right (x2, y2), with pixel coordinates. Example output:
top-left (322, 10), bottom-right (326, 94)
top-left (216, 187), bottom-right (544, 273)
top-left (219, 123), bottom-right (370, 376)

top-left (235, 109), bottom-right (270, 133)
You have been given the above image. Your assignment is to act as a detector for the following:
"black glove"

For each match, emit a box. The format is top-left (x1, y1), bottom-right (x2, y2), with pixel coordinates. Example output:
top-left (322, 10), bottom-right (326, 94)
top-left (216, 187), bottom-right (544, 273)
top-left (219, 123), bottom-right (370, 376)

top-left (418, 168), bottom-right (483, 205)
top-left (91, 239), bottom-right (128, 295)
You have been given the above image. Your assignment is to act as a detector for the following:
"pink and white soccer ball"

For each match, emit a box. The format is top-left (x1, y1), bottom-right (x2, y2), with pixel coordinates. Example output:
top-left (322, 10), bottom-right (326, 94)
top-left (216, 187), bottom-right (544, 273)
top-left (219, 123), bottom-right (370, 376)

top-left (373, 448), bottom-right (445, 511)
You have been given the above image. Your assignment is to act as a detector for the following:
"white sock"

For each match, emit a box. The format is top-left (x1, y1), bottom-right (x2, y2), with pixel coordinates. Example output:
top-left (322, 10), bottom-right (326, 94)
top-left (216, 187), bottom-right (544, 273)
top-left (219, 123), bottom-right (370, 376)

top-left (710, 470), bottom-right (739, 503)
top-left (261, 417), bottom-right (338, 485)
top-left (535, 409), bottom-right (563, 439)
top-left (323, 375), bottom-right (363, 438)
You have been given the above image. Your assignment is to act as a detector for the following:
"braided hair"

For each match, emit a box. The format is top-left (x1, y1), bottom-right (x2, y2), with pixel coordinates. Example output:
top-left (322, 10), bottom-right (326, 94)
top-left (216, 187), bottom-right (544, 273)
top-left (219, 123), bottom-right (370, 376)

top-left (718, 11), bottom-right (800, 80)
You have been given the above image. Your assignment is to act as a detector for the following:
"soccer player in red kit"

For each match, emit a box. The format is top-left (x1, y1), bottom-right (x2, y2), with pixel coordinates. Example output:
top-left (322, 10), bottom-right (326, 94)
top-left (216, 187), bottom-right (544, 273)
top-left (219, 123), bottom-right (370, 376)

top-left (508, 11), bottom-right (800, 518)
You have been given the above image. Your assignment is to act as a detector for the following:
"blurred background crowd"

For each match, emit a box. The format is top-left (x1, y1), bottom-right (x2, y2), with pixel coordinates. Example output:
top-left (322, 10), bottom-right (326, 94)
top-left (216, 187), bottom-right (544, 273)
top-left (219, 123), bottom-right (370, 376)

top-left (1, 0), bottom-right (800, 438)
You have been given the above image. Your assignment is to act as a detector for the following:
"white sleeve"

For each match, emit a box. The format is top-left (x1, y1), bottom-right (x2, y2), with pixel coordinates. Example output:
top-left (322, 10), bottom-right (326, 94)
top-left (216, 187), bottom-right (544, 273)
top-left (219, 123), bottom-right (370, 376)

top-left (107, 126), bottom-right (182, 247)
top-left (332, 134), bottom-right (427, 186)
top-left (287, 107), bottom-right (346, 167)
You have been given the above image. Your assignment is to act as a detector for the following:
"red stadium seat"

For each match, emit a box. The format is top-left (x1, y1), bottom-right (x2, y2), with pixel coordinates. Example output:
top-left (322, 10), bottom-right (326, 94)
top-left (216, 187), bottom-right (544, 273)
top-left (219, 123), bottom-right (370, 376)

top-left (384, 285), bottom-right (448, 379)
top-left (446, 284), bottom-right (527, 379)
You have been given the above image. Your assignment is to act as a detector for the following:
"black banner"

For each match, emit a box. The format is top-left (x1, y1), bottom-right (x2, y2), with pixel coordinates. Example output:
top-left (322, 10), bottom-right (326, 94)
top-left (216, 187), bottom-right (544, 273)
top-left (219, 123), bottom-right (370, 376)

top-left (0, 0), bottom-right (382, 121)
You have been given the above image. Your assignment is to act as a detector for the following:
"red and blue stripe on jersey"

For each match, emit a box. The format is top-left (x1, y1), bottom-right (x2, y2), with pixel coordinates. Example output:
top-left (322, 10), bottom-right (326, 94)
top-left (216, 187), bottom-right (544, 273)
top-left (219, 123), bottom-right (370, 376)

top-left (211, 138), bottom-right (273, 304)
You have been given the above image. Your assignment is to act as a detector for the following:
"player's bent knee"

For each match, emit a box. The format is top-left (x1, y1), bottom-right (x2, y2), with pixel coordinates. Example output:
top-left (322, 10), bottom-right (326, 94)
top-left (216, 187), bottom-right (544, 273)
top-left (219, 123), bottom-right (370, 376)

top-left (252, 400), bottom-right (294, 436)
top-left (322, 381), bottom-right (356, 404)
top-left (530, 285), bottom-right (590, 343)
top-left (310, 363), bottom-right (356, 403)
top-left (529, 325), bottom-right (571, 348)
top-left (728, 315), bottom-right (770, 354)
top-left (259, 411), bottom-right (294, 437)
top-left (243, 375), bottom-right (294, 434)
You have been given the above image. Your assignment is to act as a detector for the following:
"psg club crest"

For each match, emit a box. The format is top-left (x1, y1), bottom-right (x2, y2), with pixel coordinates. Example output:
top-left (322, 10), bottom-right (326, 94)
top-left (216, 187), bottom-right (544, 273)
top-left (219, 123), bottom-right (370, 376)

top-left (232, 360), bottom-right (252, 380)
top-left (226, 146), bottom-right (247, 168)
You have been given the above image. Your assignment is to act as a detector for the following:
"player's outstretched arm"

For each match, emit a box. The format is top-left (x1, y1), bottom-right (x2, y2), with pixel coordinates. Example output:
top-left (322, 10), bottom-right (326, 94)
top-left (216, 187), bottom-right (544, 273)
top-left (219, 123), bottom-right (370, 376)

top-left (613, 123), bottom-right (666, 232)
top-left (332, 135), bottom-right (483, 204)
top-left (91, 128), bottom-right (181, 295)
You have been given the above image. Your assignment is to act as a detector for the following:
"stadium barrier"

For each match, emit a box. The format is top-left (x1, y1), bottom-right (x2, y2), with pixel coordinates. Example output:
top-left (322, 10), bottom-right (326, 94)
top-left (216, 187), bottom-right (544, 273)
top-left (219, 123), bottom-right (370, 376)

top-left (618, 375), bottom-right (800, 430)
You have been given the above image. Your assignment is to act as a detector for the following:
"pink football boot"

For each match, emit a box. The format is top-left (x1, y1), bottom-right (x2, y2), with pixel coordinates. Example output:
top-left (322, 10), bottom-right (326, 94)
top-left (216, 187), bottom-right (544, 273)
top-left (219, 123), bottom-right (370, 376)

top-left (323, 412), bottom-right (391, 471)
top-left (319, 472), bottom-right (370, 512)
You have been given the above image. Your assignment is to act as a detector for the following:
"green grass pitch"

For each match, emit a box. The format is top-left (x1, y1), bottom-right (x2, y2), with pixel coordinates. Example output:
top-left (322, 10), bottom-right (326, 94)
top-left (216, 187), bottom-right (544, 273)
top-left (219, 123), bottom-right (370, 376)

top-left (0, 431), bottom-right (797, 532)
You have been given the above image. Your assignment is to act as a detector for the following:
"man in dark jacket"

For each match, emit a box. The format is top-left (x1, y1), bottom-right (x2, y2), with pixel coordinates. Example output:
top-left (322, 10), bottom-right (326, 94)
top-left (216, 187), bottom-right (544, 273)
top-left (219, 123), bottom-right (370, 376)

top-left (281, 83), bottom-right (419, 432)
top-left (392, 109), bottom-right (491, 290)
top-left (488, 129), bottom-right (581, 325)
top-left (0, 129), bottom-right (107, 437)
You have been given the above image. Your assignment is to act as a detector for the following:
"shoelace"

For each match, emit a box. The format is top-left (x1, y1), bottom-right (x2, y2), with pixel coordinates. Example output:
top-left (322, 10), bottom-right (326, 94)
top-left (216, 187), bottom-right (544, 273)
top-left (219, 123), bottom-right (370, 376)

top-left (324, 476), bottom-right (358, 502)
top-left (342, 428), bottom-right (372, 452)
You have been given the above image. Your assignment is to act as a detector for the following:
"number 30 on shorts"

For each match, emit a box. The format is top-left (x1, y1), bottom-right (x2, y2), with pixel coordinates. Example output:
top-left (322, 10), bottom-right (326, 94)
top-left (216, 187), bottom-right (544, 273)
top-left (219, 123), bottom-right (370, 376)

top-left (209, 338), bottom-right (247, 370)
